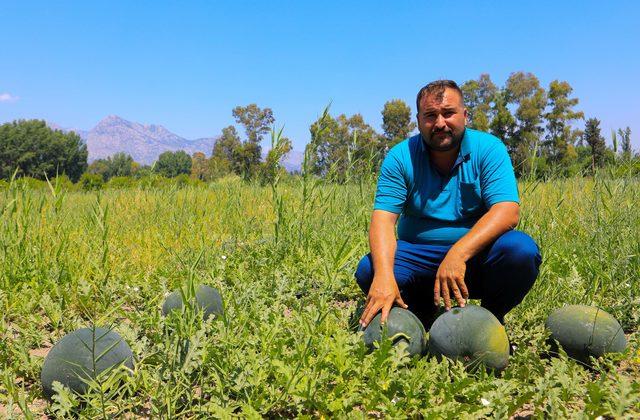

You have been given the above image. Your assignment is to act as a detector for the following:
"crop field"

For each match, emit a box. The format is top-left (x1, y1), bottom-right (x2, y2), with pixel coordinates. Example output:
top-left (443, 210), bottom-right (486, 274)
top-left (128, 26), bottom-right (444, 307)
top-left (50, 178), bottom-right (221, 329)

top-left (1, 175), bottom-right (639, 418)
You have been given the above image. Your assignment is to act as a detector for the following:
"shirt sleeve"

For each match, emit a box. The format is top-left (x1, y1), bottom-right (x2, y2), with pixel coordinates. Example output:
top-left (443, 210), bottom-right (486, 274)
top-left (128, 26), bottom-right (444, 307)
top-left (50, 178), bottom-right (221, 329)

top-left (480, 142), bottom-right (519, 207)
top-left (373, 149), bottom-right (407, 213)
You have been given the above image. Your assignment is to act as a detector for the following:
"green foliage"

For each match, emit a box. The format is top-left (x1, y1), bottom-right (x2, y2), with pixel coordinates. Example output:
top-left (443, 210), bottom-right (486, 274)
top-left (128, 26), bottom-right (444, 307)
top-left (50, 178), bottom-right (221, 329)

top-left (259, 128), bottom-right (292, 186)
top-left (106, 176), bottom-right (136, 189)
top-left (211, 125), bottom-right (242, 178)
top-left (306, 112), bottom-right (381, 183)
top-left (232, 104), bottom-right (275, 179)
top-left (87, 153), bottom-right (139, 181)
top-left (544, 80), bottom-right (584, 172)
top-left (461, 73), bottom-right (497, 132)
top-left (584, 118), bottom-right (607, 172)
top-left (504, 72), bottom-right (547, 177)
top-left (381, 99), bottom-right (416, 147)
top-left (155, 150), bottom-right (193, 178)
top-left (1, 176), bottom-right (638, 417)
top-left (79, 173), bottom-right (104, 190)
top-left (190, 152), bottom-right (210, 181)
top-left (0, 119), bottom-right (88, 182)
top-left (618, 127), bottom-right (633, 159)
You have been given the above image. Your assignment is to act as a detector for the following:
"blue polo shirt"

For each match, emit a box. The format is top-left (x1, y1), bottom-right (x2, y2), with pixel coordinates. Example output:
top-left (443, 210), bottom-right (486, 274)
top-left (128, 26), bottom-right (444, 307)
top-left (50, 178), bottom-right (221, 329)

top-left (374, 128), bottom-right (519, 245)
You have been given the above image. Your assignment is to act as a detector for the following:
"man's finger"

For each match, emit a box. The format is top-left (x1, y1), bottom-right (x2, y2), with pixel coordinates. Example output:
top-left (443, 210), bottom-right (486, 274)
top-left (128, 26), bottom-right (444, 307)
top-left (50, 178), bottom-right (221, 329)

top-left (380, 302), bottom-right (392, 325)
top-left (441, 279), bottom-right (451, 310)
top-left (450, 279), bottom-right (465, 307)
top-left (433, 277), bottom-right (441, 306)
top-left (360, 302), bottom-right (382, 328)
top-left (458, 280), bottom-right (469, 300)
top-left (359, 300), bottom-right (375, 325)
top-left (396, 295), bottom-right (408, 309)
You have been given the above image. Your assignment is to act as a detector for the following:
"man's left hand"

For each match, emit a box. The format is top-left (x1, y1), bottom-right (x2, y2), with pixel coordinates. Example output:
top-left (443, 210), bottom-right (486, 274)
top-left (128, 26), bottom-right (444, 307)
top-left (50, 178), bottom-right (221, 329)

top-left (434, 250), bottom-right (469, 310)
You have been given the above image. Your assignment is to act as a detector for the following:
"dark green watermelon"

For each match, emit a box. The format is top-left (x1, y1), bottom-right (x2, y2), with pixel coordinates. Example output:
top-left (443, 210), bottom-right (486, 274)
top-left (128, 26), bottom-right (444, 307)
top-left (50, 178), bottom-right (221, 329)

top-left (361, 307), bottom-right (427, 357)
top-left (41, 327), bottom-right (134, 399)
top-left (545, 304), bottom-right (627, 363)
top-left (162, 284), bottom-right (224, 319)
top-left (428, 305), bottom-right (509, 371)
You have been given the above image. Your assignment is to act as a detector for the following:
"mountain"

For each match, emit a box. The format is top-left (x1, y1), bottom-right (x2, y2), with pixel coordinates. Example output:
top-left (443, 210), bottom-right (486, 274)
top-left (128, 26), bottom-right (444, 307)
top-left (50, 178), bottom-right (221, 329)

top-left (48, 115), bottom-right (304, 171)
top-left (79, 115), bottom-right (217, 165)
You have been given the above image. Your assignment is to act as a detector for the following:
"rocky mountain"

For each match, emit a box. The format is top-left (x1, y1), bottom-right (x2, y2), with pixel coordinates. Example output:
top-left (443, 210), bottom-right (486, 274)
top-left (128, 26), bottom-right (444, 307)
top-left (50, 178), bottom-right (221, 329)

top-left (76, 115), bottom-right (217, 165)
top-left (48, 115), bottom-right (303, 171)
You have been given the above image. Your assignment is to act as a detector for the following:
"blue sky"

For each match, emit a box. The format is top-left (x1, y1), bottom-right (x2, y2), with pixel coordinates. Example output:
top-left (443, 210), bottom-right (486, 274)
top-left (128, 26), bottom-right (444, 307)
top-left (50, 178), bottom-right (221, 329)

top-left (1, 1), bottom-right (639, 151)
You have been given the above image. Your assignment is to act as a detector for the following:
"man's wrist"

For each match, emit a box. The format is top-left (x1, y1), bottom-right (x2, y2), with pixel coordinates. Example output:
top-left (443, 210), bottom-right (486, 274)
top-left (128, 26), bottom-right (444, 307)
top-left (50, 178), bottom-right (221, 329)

top-left (448, 244), bottom-right (471, 262)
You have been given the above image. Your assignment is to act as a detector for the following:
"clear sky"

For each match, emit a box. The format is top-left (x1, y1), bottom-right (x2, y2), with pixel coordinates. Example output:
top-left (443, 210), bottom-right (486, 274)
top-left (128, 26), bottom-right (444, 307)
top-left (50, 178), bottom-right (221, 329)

top-left (1, 1), bottom-right (638, 151)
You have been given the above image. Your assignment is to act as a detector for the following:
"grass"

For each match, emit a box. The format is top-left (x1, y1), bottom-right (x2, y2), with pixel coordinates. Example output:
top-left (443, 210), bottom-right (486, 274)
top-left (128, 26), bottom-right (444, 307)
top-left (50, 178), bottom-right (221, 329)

top-left (0, 174), bottom-right (639, 418)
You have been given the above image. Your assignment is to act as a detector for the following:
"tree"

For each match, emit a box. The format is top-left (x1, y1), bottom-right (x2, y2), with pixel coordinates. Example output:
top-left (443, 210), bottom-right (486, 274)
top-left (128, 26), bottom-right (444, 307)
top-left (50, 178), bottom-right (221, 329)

top-left (583, 118), bottom-right (606, 172)
top-left (0, 120), bottom-right (87, 181)
top-left (109, 152), bottom-right (135, 177)
top-left (489, 90), bottom-right (516, 146)
top-left (155, 150), bottom-right (192, 178)
top-left (618, 127), bottom-right (632, 158)
top-left (87, 153), bottom-right (136, 181)
top-left (307, 112), bottom-right (381, 182)
top-left (191, 152), bottom-right (210, 180)
top-left (504, 72), bottom-right (547, 176)
top-left (461, 74), bottom-right (497, 132)
top-left (232, 104), bottom-right (275, 179)
top-left (544, 80), bottom-right (584, 169)
top-left (87, 158), bottom-right (111, 181)
top-left (211, 125), bottom-right (242, 177)
top-left (381, 99), bottom-right (416, 147)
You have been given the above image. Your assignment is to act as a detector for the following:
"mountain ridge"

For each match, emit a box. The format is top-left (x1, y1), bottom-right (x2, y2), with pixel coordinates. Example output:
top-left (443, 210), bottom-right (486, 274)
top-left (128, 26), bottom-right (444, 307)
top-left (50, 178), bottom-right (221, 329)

top-left (47, 115), bottom-right (303, 171)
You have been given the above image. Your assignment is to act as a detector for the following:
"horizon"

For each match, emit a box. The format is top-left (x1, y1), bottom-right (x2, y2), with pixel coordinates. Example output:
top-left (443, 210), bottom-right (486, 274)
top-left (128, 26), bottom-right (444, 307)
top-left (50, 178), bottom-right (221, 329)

top-left (1, 1), bottom-right (639, 151)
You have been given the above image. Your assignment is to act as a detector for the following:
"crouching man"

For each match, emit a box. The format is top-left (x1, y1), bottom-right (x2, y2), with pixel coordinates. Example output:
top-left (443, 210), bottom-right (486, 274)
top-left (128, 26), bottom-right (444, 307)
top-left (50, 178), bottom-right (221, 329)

top-left (356, 80), bottom-right (541, 328)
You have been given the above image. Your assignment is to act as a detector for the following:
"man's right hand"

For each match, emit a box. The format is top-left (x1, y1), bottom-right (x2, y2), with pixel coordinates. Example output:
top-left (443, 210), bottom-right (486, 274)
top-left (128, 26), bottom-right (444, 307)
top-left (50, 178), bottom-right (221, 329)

top-left (359, 275), bottom-right (408, 328)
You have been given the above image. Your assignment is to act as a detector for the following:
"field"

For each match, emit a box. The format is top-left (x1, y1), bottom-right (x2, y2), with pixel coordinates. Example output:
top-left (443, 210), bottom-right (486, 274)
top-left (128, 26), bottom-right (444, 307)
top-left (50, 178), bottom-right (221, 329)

top-left (1, 174), bottom-right (639, 418)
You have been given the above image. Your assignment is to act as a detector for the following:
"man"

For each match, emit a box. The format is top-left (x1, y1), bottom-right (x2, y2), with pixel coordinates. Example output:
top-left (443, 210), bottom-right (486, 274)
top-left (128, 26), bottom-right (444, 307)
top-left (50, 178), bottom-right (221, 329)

top-left (356, 80), bottom-right (541, 328)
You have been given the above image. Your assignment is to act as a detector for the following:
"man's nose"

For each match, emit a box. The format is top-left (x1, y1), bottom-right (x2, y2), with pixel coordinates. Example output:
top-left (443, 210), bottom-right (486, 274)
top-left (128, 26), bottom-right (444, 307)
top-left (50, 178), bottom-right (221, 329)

top-left (435, 114), bottom-right (446, 128)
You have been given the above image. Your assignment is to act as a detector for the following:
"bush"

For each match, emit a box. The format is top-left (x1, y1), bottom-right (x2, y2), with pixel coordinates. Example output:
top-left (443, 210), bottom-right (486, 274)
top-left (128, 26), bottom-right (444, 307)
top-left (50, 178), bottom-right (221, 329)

top-left (106, 176), bottom-right (135, 189)
top-left (50, 175), bottom-right (75, 192)
top-left (137, 174), bottom-right (171, 190)
top-left (172, 174), bottom-right (205, 188)
top-left (14, 176), bottom-right (47, 190)
top-left (78, 173), bottom-right (104, 191)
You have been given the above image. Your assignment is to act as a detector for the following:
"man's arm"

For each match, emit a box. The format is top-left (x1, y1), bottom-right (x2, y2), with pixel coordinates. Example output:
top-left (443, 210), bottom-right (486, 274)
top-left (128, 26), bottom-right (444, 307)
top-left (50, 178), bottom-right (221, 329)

top-left (359, 209), bottom-right (408, 327)
top-left (434, 201), bottom-right (520, 310)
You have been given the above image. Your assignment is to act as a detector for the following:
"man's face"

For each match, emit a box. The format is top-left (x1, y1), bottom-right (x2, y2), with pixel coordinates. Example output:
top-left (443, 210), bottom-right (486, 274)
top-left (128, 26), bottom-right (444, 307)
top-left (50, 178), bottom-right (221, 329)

top-left (417, 88), bottom-right (467, 152)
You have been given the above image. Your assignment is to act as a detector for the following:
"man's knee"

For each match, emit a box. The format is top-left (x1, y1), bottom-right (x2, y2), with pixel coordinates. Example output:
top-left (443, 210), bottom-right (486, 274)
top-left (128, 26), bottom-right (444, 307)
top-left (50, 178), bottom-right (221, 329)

top-left (354, 254), bottom-right (374, 293)
top-left (492, 230), bottom-right (542, 269)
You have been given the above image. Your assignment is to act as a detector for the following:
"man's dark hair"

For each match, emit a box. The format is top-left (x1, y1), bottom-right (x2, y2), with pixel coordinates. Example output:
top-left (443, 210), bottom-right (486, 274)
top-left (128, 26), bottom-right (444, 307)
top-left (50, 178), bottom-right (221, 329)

top-left (416, 80), bottom-right (464, 113)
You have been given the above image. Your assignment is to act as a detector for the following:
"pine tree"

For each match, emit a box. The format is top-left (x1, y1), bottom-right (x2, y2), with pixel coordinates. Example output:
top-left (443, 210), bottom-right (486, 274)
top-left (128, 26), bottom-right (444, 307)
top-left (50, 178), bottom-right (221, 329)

top-left (583, 118), bottom-right (606, 172)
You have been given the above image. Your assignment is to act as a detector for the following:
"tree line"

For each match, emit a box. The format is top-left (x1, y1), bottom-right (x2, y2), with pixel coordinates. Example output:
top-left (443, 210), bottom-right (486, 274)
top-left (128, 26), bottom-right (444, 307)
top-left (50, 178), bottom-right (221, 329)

top-left (0, 71), bottom-right (637, 186)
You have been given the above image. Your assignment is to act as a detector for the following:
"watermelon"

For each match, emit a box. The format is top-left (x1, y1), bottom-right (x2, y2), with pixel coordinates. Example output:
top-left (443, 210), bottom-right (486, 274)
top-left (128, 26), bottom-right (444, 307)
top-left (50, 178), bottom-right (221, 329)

top-left (545, 304), bottom-right (627, 363)
top-left (41, 327), bottom-right (134, 399)
top-left (361, 307), bottom-right (427, 357)
top-left (428, 305), bottom-right (510, 371)
top-left (162, 284), bottom-right (224, 319)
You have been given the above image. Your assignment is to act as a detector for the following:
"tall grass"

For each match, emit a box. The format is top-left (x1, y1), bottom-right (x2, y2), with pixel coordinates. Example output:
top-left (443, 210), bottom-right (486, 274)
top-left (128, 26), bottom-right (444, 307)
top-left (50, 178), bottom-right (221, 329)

top-left (0, 174), bottom-right (638, 417)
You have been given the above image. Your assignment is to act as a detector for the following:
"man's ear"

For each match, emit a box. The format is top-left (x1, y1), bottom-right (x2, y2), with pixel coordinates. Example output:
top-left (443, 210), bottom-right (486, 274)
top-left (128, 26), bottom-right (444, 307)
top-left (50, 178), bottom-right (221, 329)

top-left (463, 108), bottom-right (468, 125)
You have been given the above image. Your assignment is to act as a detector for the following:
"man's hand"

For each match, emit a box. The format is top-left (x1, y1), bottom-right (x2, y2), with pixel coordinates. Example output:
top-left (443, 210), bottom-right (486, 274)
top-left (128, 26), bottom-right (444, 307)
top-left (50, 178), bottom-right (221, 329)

top-left (434, 249), bottom-right (469, 310)
top-left (359, 275), bottom-right (408, 328)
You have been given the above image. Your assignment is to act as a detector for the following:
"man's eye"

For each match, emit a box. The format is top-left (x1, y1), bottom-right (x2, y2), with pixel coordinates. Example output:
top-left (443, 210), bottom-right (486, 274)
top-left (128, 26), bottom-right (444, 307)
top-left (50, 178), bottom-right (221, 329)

top-left (444, 112), bottom-right (455, 117)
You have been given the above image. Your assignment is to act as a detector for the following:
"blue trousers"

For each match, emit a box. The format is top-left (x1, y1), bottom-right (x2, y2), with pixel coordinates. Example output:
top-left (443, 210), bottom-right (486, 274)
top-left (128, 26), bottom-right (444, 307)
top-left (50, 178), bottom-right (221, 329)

top-left (354, 230), bottom-right (542, 325)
